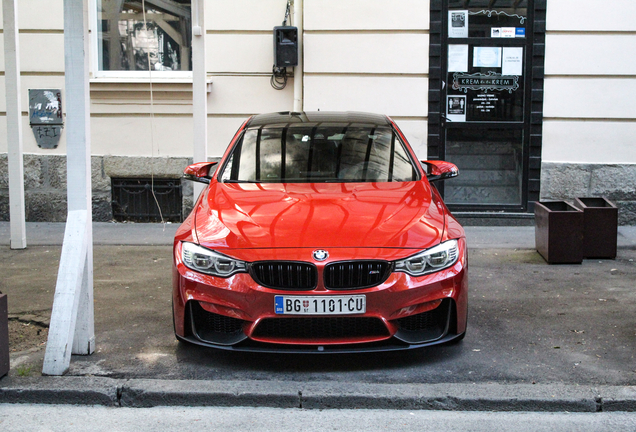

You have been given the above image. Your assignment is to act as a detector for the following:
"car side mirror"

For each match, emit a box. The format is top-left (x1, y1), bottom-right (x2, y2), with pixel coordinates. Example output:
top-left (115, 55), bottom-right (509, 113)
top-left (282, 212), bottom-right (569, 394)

top-left (183, 162), bottom-right (219, 184)
top-left (421, 160), bottom-right (459, 182)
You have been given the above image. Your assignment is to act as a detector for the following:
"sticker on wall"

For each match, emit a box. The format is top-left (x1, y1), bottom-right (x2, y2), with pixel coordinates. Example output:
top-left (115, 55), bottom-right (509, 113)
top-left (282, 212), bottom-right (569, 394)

top-left (491, 28), bottom-right (501, 38)
top-left (501, 28), bottom-right (516, 38)
top-left (28, 89), bottom-right (64, 149)
top-left (515, 28), bottom-right (526, 37)
top-left (448, 45), bottom-right (469, 72)
top-left (448, 10), bottom-right (468, 38)
top-left (447, 96), bottom-right (466, 122)
top-left (473, 47), bottom-right (502, 68)
top-left (502, 47), bottom-right (524, 76)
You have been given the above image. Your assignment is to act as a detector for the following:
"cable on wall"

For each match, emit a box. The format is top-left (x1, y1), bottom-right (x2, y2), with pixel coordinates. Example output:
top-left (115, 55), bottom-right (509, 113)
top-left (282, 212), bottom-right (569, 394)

top-left (271, 0), bottom-right (293, 90)
top-left (141, 0), bottom-right (165, 226)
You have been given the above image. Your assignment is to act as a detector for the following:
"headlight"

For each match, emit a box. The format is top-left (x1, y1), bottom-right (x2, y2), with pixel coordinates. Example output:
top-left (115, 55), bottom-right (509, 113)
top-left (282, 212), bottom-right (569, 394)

top-left (181, 242), bottom-right (247, 277)
top-left (394, 239), bottom-right (459, 276)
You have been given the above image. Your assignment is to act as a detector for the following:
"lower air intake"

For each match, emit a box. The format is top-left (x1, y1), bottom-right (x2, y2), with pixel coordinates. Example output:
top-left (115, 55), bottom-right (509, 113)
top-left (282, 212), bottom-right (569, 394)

top-left (393, 299), bottom-right (451, 344)
top-left (189, 301), bottom-right (247, 345)
top-left (252, 317), bottom-right (389, 340)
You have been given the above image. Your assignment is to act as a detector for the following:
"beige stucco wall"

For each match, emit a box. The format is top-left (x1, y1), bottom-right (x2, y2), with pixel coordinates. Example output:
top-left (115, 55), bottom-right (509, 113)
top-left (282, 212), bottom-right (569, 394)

top-left (0, 0), bottom-right (429, 160)
top-left (543, 0), bottom-right (636, 164)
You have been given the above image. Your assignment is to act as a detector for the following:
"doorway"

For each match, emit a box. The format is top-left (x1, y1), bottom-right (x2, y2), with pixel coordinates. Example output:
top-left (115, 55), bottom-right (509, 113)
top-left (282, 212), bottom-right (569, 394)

top-left (428, 0), bottom-right (546, 213)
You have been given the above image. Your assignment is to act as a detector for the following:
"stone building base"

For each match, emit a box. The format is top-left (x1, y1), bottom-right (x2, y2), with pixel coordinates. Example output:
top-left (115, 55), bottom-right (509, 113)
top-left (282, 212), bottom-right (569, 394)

top-left (540, 162), bottom-right (636, 225)
top-left (0, 154), bottom-right (199, 222)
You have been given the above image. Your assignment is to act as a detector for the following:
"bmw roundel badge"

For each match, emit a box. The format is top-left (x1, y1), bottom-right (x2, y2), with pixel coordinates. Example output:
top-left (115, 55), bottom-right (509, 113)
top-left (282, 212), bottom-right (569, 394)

top-left (313, 250), bottom-right (329, 261)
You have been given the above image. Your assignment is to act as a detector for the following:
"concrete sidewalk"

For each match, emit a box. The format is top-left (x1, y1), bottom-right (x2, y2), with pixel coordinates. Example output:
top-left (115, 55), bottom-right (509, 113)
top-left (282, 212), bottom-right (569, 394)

top-left (1, 377), bottom-right (635, 412)
top-left (1, 221), bottom-right (636, 411)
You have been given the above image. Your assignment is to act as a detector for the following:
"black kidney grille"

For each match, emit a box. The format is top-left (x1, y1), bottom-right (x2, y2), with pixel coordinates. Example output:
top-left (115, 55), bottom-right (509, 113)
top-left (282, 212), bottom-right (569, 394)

top-left (324, 261), bottom-right (392, 290)
top-left (252, 317), bottom-right (389, 340)
top-left (250, 262), bottom-right (317, 290)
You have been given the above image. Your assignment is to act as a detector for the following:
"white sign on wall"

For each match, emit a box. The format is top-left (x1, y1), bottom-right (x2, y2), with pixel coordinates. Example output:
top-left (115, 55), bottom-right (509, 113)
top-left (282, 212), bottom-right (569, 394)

top-left (448, 45), bottom-right (469, 72)
top-left (502, 47), bottom-right (524, 76)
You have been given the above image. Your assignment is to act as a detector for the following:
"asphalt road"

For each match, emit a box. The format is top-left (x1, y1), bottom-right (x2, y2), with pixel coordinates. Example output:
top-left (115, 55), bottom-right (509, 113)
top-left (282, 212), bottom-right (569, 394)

top-left (1, 405), bottom-right (635, 432)
top-left (4, 241), bottom-right (635, 386)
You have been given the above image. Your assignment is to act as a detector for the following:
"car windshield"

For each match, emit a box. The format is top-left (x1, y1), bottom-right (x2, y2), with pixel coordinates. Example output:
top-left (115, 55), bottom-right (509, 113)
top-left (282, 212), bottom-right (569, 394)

top-left (220, 124), bottom-right (418, 183)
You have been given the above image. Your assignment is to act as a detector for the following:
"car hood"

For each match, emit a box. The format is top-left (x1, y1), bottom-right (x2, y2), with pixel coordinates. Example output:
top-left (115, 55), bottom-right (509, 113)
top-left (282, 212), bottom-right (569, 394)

top-left (194, 181), bottom-right (446, 250)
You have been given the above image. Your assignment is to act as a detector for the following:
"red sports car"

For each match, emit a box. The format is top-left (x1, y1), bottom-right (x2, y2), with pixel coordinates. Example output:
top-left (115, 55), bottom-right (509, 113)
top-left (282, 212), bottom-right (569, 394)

top-left (173, 111), bottom-right (467, 352)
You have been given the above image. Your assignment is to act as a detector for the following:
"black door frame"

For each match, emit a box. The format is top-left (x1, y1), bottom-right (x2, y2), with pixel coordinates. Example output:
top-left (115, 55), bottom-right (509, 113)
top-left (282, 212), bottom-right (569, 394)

top-left (427, 0), bottom-right (546, 213)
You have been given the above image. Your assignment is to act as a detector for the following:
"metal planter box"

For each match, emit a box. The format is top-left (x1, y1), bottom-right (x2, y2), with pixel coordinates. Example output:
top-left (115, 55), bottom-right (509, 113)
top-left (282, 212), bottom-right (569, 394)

top-left (535, 201), bottom-right (584, 264)
top-left (0, 293), bottom-right (8, 378)
top-left (573, 197), bottom-right (618, 259)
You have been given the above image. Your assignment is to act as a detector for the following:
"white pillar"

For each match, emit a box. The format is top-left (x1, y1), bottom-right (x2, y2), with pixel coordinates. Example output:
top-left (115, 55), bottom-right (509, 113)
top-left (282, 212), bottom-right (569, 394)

top-left (293, 0), bottom-right (303, 113)
top-left (43, 0), bottom-right (94, 375)
top-left (64, 0), bottom-right (94, 357)
top-left (192, 0), bottom-right (208, 198)
top-left (3, 0), bottom-right (27, 250)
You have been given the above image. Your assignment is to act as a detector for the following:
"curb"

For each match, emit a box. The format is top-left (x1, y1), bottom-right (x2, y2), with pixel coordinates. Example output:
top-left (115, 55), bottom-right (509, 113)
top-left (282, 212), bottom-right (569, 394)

top-left (1, 377), bottom-right (636, 412)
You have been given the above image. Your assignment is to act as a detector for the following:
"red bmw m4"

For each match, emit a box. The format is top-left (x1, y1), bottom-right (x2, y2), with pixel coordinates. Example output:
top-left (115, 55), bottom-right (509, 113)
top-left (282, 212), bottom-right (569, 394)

top-left (173, 111), bottom-right (467, 352)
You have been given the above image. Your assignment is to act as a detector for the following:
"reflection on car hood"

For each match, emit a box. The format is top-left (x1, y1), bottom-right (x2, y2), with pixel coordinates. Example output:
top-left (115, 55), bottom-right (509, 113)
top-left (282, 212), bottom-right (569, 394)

top-left (194, 182), bottom-right (445, 250)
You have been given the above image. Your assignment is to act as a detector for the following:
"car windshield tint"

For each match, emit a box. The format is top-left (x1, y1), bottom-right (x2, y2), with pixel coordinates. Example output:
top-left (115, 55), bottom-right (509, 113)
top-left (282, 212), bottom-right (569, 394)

top-left (220, 125), bottom-right (418, 183)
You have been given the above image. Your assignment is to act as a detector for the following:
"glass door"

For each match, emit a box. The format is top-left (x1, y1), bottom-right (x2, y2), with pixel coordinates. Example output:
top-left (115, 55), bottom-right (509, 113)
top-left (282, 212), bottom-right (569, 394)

top-left (441, 1), bottom-right (532, 211)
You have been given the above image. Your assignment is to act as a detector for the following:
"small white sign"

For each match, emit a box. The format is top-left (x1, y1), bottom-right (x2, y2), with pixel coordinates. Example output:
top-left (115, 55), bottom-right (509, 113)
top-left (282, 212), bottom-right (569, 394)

top-left (473, 47), bottom-right (502, 68)
top-left (502, 47), bottom-right (524, 76)
top-left (491, 28), bottom-right (502, 38)
top-left (448, 10), bottom-right (468, 38)
top-left (448, 44), bottom-right (469, 72)
top-left (501, 27), bottom-right (516, 38)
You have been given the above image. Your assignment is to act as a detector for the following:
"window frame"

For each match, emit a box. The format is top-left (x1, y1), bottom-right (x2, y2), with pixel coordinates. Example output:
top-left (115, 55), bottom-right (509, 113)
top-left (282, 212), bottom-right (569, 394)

top-left (90, 0), bottom-right (193, 80)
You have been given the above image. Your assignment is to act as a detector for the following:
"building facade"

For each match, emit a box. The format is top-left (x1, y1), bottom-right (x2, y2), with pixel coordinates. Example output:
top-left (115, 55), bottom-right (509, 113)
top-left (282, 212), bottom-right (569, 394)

top-left (1, 0), bottom-right (635, 223)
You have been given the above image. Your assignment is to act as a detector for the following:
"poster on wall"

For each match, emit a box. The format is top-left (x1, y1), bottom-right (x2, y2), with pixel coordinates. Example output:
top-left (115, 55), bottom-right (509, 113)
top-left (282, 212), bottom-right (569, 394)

top-left (473, 47), bottom-right (502, 68)
top-left (447, 95), bottom-right (467, 122)
top-left (448, 45), bottom-right (469, 72)
top-left (448, 10), bottom-right (468, 38)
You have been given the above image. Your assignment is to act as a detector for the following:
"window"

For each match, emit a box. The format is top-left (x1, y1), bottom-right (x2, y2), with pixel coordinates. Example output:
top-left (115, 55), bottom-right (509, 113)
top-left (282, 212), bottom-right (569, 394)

top-left (221, 125), bottom-right (418, 183)
top-left (95, 0), bottom-right (191, 76)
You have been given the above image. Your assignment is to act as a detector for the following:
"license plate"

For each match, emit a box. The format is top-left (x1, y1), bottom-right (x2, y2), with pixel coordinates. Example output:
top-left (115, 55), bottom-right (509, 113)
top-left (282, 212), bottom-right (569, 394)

top-left (274, 295), bottom-right (366, 315)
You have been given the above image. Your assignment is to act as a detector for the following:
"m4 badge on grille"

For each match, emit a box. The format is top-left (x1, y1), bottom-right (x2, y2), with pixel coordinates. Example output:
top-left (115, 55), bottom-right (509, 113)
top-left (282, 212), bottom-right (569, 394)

top-left (313, 250), bottom-right (329, 261)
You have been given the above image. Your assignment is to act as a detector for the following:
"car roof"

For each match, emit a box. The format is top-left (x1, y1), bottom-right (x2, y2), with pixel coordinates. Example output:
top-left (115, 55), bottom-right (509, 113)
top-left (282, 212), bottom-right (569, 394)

top-left (246, 111), bottom-right (392, 128)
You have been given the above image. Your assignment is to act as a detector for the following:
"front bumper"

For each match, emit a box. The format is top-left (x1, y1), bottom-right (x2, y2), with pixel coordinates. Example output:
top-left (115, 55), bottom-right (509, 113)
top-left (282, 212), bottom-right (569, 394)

top-left (172, 241), bottom-right (468, 353)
